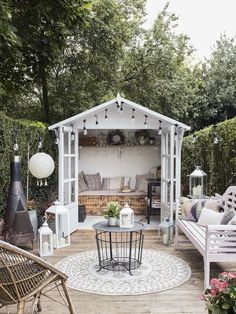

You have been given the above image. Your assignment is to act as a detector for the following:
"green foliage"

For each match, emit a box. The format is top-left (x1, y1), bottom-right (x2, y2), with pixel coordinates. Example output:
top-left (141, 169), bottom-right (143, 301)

top-left (0, 112), bottom-right (57, 218)
top-left (103, 201), bottom-right (121, 219)
top-left (182, 117), bottom-right (236, 195)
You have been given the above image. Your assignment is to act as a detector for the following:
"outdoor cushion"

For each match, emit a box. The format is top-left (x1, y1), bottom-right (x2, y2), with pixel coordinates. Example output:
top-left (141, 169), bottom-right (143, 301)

top-left (197, 207), bottom-right (224, 226)
top-left (79, 171), bottom-right (88, 192)
top-left (221, 207), bottom-right (235, 225)
top-left (181, 199), bottom-right (222, 222)
top-left (102, 177), bottom-right (131, 190)
top-left (135, 174), bottom-right (149, 192)
top-left (84, 173), bottom-right (102, 190)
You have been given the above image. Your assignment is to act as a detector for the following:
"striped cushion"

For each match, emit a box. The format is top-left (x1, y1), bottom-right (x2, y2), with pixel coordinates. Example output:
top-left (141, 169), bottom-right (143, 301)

top-left (79, 171), bottom-right (88, 192)
top-left (221, 207), bottom-right (235, 225)
top-left (84, 173), bottom-right (102, 190)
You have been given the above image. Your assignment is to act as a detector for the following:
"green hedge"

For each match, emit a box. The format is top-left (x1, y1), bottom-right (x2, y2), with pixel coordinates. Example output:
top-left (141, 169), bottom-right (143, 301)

top-left (0, 112), bottom-right (57, 218)
top-left (182, 117), bottom-right (236, 196)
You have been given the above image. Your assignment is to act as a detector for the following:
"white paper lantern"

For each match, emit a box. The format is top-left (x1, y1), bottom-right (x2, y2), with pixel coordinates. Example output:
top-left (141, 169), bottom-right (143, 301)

top-left (119, 203), bottom-right (134, 228)
top-left (46, 200), bottom-right (70, 249)
top-left (29, 152), bottom-right (55, 180)
top-left (38, 218), bottom-right (53, 257)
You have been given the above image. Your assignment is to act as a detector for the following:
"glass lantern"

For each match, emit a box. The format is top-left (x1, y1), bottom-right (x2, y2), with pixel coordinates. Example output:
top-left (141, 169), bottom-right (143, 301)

top-left (120, 203), bottom-right (134, 228)
top-left (45, 200), bottom-right (70, 249)
top-left (189, 163), bottom-right (207, 198)
top-left (38, 218), bottom-right (53, 257)
top-left (158, 218), bottom-right (174, 245)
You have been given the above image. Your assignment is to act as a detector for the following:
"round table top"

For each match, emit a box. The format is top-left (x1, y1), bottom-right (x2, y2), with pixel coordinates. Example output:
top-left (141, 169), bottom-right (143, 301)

top-left (92, 221), bottom-right (145, 232)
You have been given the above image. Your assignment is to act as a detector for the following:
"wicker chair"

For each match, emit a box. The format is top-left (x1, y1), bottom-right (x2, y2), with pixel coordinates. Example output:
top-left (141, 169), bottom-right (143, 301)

top-left (0, 240), bottom-right (75, 314)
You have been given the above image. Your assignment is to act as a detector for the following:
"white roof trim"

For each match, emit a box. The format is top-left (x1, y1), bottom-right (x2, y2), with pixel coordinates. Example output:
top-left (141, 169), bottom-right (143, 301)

top-left (48, 95), bottom-right (190, 130)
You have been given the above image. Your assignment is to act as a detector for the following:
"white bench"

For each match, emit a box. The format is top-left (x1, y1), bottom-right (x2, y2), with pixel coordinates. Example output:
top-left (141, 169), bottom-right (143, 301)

top-left (175, 186), bottom-right (236, 290)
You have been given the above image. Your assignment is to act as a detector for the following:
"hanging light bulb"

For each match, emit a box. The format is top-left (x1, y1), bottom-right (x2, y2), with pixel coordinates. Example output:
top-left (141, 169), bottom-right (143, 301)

top-left (95, 115), bottom-right (99, 128)
top-left (131, 108), bottom-right (135, 123)
top-left (83, 119), bottom-right (87, 135)
top-left (158, 121), bottom-right (162, 135)
top-left (105, 109), bottom-right (108, 121)
top-left (38, 132), bottom-right (43, 150)
top-left (116, 101), bottom-right (120, 112)
top-left (71, 125), bottom-right (75, 141)
top-left (120, 101), bottom-right (124, 114)
top-left (144, 115), bottom-right (148, 128)
top-left (13, 126), bottom-right (19, 152)
top-left (13, 140), bottom-right (19, 152)
top-left (54, 128), bottom-right (59, 145)
top-left (212, 125), bottom-right (218, 144)
top-left (192, 134), bottom-right (196, 143)
top-left (175, 124), bottom-right (178, 140)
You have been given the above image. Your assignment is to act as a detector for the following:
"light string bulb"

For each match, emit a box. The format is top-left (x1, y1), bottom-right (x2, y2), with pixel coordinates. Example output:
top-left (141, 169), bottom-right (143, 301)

top-left (131, 108), bottom-right (135, 123)
top-left (95, 115), bottom-right (99, 128)
top-left (38, 131), bottom-right (43, 151)
top-left (144, 115), bottom-right (148, 128)
top-left (83, 119), bottom-right (88, 135)
top-left (105, 109), bottom-right (108, 121)
top-left (158, 120), bottom-right (162, 135)
top-left (213, 125), bottom-right (218, 144)
top-left (192, 134), bottom-right (196, 143)
top-left (71, 125), bottom-right (75, 141)
top-left (13, 126), bottom-right (19, 152)
top-left (120, 101), bottom-right (124, 114)
top-left (54, 128), bottom-right (59, 145)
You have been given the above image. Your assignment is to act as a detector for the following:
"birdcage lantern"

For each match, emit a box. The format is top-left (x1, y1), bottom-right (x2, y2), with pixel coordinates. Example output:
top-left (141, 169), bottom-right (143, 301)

top-left (189, 159), bottom-right (207, 198)
top-left (119, 203), bottom-right (134, 228)
top-left (45, 200), bottom-right (70, 249)
top-left (158, 218), bottom-right (174, 245)
top-left (38, 217), bottom-right (53, 257)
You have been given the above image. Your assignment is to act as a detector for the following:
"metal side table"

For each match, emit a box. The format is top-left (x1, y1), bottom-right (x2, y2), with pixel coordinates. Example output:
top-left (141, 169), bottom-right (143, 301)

top-left (93, 221), bottom-right (145, 275)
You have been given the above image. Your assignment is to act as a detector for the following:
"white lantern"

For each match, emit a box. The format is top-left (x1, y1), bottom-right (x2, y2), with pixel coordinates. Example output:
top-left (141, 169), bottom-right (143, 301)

top-left (38, 218), bottom-right (53, 257)
top-left (46, 200), bottom-right (70, 249)
top-left (158, 218), bottom-right (174, 245)
top-left (189, 164), bottom-right (207, 198)
top-left (119, 203), bottom-right (134, 228)
top-left (29, 152), bottom-right (55, 185)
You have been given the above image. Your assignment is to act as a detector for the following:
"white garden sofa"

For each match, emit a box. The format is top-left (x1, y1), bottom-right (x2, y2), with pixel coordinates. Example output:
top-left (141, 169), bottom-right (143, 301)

top-left (175, 186), bottom-right (236, 290)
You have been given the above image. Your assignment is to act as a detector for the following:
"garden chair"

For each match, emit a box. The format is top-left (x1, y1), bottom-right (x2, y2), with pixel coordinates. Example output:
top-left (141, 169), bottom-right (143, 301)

top-left (0, 240), bottom-right (75, 314)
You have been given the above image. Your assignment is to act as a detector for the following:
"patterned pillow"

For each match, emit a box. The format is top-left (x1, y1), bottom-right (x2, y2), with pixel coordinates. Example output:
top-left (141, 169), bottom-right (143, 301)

top-left (221, 207), bottom-right (235, 225)
top-left (84, 173), bottom-right (102, 190)
top-left (79, 171), bottom-right (88, 192)
top-left (102, 177), bottom-right (131, 190)
top-left (181, 199), bottom-right (222, 222)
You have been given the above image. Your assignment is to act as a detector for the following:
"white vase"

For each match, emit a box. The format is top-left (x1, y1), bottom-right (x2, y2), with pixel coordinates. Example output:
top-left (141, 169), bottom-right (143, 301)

top-left (108, 217), bottom-right (117, 226)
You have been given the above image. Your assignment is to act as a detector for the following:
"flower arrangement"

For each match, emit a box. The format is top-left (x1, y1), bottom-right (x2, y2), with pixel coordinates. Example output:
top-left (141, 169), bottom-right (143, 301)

top-left (103, 201), bottom-right (120, 219)
top-left (201, 272), bottom-right (236, 314)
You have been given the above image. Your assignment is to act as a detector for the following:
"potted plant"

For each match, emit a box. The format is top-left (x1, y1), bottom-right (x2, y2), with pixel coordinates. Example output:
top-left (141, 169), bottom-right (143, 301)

top-left (201, 272), bottom-right (236, 313)
top-left (103, 201), bottom-right (120, 226)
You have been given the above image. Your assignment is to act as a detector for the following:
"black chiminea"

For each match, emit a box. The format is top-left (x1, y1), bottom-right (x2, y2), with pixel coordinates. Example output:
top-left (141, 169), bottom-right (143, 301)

top-left (3, 155), bottom-right (34, 247)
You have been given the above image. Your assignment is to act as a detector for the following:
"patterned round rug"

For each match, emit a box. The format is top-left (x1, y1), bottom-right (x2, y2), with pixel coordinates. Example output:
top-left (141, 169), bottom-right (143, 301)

top-left (56, 249), bottom-right (191, 295)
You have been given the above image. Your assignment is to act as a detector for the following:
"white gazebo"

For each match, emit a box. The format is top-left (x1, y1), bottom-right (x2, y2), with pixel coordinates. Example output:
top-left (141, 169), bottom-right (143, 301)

top-left (49, 94), bottom-right (190, 232)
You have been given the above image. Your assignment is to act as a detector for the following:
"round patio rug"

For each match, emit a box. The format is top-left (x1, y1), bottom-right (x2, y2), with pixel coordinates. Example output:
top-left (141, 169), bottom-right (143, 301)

top-left (56, 249), bottom-right (191, 295)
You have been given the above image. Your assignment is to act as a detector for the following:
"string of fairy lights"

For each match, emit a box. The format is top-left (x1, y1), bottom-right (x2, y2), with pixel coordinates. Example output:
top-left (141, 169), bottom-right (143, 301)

top-left (53, 100), bottom-right (219, 145)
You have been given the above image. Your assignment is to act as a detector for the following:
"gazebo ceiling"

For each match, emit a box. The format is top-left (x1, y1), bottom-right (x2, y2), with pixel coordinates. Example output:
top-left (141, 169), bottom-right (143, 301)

top-left (48, 93), bottom-right (191, 131)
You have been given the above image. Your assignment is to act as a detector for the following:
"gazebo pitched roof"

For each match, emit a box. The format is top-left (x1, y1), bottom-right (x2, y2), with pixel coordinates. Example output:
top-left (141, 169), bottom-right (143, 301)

top-left (48, 93), bottom-right (190, 131)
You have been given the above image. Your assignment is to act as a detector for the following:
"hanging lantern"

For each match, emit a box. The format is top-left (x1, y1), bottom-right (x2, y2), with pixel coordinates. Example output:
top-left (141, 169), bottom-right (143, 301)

top-left (119, 203), bottom-right (134, 228)
top-left (38, 217), bottom-right (53, 257)
top-left (45, 200), bottom-right (70, 249)
top-left (158, 218), bottom-right (174, 245)
top-left (29, 152), bottom-right (55, 186)
top-left (189, 160), bottom-right (207, 198)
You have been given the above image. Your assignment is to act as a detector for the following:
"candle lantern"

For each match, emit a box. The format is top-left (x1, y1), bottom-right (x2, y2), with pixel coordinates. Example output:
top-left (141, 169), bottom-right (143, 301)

top-left (158, 218), bottom-right (174, 245)
top-left (45, 200), bottom-right (70, 249)
top-left (119, 203), bottom-right (134, 228)
top-left (189, 160), bottom-right (207, 198)
top-left (38, 217), bottom-right (53, 257)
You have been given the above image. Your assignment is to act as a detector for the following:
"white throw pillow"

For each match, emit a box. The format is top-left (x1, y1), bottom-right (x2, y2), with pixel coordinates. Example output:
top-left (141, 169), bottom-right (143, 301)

top-left (198, 207), bottom-right (224, 226)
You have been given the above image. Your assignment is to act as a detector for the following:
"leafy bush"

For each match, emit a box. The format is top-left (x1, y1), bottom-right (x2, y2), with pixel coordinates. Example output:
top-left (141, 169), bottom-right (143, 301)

top-left (0, 112), bottom-right (57, 218)
top-left (182, 117), bottom-right (236, 196)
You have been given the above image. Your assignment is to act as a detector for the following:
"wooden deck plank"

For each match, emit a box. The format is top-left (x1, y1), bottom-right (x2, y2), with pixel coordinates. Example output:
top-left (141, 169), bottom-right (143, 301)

top-left (1, 229), bottom-right (235, 313)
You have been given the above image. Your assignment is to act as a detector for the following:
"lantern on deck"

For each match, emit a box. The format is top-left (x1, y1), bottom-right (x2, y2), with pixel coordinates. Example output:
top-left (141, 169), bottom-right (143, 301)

top-left (189, 161), bottom-right (207, 198)
top-left (119, 203), bottom-right (134, 228)
top-left (46, 200), bottom-right (70, 249)
top-left (38, 217), bottom-right (53, 257)
top-left (158, 218), bottom-right (174, 245)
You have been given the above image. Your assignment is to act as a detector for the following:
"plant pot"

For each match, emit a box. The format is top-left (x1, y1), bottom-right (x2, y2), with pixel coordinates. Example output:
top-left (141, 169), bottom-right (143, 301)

top-left (108, 217), bottom-right (117, 226)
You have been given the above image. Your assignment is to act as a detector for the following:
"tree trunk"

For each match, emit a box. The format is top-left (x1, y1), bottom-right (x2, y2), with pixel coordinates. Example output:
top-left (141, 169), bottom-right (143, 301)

top-left (40, 64), bottom-right (50, 123)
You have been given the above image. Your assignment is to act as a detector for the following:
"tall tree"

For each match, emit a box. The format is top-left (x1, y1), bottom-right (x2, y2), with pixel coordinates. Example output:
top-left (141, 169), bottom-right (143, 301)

top-left (0, 0), bottom-right (91, 122)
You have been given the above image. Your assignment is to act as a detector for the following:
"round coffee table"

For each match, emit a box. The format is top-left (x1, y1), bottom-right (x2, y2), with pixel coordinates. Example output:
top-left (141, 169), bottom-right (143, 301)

top-left (93, 221), bottom-right (145, 275)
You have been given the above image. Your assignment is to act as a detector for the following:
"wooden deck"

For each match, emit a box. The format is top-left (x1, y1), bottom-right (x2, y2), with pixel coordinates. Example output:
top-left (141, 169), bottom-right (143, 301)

top-left (1, 229), bottom-right (235, 314)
